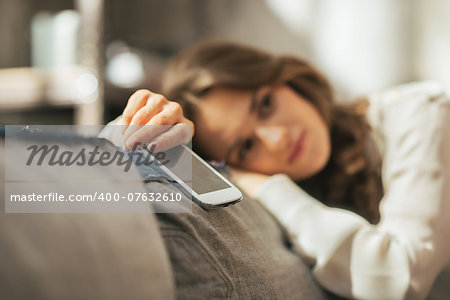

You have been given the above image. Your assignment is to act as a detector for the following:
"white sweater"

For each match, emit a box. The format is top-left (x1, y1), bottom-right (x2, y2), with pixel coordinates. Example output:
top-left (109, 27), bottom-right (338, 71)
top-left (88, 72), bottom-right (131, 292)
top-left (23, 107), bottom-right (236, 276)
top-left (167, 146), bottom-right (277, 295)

top-left (257, 81), bottom-right (450, 300)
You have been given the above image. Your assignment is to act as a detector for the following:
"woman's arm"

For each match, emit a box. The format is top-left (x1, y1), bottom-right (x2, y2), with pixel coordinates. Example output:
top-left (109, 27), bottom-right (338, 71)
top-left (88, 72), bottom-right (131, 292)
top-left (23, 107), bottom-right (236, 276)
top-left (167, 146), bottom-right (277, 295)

top-left (257, 81), bottom-right (450, 299)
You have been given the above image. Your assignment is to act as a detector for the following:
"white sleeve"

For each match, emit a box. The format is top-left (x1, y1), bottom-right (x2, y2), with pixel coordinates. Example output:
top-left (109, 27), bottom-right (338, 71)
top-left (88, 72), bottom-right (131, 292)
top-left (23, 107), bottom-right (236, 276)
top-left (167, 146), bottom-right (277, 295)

top-left (97, 116), bottom-right (123, 143)
top-left (257, 81), bottom-right (450, 300)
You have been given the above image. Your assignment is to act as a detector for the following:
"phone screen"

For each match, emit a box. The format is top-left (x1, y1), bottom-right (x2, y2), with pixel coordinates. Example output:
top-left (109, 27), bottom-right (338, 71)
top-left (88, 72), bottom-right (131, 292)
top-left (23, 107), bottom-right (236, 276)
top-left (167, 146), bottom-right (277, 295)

top-left (191, 156), bottom-right (231, 194)
top-left (163, 145), bottom-right (231, 195)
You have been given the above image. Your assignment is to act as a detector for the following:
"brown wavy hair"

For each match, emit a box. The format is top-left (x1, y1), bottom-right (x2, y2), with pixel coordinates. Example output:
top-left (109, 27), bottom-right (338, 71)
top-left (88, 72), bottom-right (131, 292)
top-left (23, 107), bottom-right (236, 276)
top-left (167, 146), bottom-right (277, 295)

top-left (162, 40), bottom-right (383, 224)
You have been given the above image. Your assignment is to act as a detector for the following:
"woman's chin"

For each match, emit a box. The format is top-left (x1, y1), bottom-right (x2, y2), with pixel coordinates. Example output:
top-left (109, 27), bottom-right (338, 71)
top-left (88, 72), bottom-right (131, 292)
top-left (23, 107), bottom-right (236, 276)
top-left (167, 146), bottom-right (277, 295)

top-left (290, 157), bottom-right (329, 181)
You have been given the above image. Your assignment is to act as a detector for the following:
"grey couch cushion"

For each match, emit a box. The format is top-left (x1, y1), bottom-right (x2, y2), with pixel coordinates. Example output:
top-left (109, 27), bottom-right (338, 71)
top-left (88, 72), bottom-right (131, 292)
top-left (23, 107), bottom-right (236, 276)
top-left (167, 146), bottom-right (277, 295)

top-left (1, 130), bottom-right (332, 299)
top-left (0, 137), bottom-right (175, 300)
top-left (145, 181), bottom-right (330, 299)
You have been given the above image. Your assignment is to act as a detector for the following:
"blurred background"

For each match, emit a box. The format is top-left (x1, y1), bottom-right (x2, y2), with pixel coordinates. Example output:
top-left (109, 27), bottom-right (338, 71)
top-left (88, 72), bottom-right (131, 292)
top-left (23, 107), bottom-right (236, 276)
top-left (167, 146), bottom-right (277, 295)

top-left (1, 0), bottom-right (449, 125)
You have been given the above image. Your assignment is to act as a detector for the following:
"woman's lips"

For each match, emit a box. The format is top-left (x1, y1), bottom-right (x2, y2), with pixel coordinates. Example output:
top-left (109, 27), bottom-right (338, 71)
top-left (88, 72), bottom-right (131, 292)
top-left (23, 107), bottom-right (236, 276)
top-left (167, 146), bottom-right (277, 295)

top-left (288, 131), bottom-right (307, 163)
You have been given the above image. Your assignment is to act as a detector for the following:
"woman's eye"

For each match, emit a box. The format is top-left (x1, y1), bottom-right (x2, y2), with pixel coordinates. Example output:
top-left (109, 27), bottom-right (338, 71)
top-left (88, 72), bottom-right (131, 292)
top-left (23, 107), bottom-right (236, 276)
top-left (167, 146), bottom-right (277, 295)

top-left (238, 139), bottom-right (254, 161)
top-left (259, 94), bottom-right (273, 118)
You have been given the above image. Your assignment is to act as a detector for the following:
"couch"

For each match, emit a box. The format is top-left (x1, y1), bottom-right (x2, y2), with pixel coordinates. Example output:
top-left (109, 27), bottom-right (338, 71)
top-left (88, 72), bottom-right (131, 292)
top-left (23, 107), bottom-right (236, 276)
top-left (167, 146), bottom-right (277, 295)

top-left (0, 129), bottom-right (335, 299)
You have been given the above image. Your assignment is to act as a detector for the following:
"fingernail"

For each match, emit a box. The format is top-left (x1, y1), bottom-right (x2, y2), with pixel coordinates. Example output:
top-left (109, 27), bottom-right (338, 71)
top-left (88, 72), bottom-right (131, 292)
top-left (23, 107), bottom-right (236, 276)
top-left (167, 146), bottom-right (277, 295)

top-left (146, 142), bottom-right (158, 153)
top-left (126, 139), bottom-right (137, 151)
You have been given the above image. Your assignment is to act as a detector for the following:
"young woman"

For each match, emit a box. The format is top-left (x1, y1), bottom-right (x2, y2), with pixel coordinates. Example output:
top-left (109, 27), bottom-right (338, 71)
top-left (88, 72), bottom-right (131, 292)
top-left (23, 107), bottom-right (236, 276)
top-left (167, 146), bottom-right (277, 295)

top-left (103, 41), bottom-right (450, 299)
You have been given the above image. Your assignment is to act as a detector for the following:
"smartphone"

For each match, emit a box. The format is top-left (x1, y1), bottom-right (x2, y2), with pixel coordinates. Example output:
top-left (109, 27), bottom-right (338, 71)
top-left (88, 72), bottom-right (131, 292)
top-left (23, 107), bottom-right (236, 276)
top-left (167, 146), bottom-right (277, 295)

top-left (137, 144), bottom-right (243, 209)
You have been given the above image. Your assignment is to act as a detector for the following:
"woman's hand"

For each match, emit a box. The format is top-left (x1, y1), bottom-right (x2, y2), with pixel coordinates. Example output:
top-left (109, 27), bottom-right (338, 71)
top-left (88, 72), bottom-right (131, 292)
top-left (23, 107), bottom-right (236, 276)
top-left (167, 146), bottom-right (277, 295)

top-left (229, 167), bottom-right (270, 199)
top-left (102, 89), bottom-right (194, 152)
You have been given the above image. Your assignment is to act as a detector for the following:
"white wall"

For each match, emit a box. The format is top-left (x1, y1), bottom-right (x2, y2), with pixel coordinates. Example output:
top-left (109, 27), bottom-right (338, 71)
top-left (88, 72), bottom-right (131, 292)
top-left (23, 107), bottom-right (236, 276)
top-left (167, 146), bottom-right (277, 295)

top-left (226, 0), bottom-right (450, 99)
top-left (312, 0), bottom-right (414, 99)
top-left (414, 0), bottom-right (450, 92)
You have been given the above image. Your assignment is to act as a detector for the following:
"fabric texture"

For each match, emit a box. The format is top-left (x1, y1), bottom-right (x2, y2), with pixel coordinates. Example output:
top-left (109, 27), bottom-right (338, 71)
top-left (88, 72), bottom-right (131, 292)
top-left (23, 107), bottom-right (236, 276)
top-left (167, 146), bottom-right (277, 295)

top-left (257, 81), bottom-right (450, 299)
top-left (138, 178), bottom-right (331, 300)
top-left (0, 136), bottom-right (175, 300)
top-left (1, 130), bottom-right (334, 299)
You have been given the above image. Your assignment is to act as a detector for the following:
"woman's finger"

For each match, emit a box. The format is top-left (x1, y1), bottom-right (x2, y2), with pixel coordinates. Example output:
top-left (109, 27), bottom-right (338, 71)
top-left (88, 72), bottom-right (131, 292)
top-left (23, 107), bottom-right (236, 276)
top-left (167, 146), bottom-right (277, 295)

top-left (147, 101), bottom-right (184, 125)
top-left (123, 93), bottom-right (168, 145)
top-left (121, 89), bottom-right (152, 125)
top-left (129, 93), bottom-right (167, 126)
top-left (124, 101), bottom-right (187, 150)
top-left (144, 122), bottom-right (194, 153)
top-left (124, 125), bottom-right (171, 152)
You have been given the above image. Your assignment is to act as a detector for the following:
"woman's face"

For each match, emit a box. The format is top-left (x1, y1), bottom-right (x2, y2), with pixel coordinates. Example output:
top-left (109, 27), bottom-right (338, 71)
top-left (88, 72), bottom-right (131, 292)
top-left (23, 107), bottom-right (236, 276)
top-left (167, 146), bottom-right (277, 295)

top-left (195, 85), bottom-right (331, 181)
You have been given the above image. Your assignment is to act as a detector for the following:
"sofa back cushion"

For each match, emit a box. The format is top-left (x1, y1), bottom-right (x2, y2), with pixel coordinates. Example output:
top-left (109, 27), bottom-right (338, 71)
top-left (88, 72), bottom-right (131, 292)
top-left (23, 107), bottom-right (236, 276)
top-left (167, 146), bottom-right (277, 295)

top-left (0, 137), bottom-right (175, 300)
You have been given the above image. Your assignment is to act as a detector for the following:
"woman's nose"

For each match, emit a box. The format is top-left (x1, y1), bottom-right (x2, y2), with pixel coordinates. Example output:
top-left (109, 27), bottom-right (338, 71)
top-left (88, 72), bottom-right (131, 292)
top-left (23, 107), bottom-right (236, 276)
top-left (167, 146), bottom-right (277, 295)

top-left (255, 126), bottom-right (288, 152)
